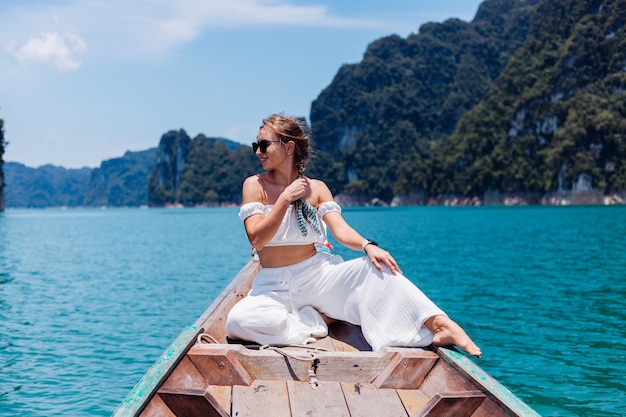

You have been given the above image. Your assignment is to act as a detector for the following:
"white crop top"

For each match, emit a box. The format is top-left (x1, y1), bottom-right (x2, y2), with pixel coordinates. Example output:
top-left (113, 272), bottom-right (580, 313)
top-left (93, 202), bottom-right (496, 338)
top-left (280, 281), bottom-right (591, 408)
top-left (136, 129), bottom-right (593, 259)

top-left (238, 201), bottom-right (342, 247)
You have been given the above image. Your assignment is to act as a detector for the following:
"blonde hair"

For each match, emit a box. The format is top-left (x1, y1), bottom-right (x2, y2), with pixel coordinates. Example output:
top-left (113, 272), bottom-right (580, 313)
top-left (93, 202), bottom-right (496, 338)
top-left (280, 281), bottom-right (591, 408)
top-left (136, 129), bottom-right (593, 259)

top-left (261, 114), bottom-right (310, 176)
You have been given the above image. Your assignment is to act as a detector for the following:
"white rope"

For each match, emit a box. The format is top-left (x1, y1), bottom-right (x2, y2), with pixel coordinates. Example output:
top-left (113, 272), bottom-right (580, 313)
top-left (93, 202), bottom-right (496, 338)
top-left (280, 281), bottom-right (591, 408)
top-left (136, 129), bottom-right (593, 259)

top-left (196, 333), bottom-right (220, 344)
top-left (259, 344), bottom-right (329, 361)
top-left (307, 368), bottom-right (320, 389)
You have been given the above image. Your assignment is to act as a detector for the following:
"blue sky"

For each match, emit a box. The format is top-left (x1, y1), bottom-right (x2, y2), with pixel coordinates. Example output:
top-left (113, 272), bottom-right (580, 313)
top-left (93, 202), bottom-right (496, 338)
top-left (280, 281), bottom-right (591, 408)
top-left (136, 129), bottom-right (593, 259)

top-left (1, 0), bottom-right (484, 168)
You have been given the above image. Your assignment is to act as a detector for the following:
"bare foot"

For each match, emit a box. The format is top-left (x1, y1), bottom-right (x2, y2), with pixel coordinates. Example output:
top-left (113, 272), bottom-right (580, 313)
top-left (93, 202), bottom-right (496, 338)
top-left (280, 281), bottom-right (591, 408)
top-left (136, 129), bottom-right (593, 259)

top-left (425, 315), bottom-right (482, 358)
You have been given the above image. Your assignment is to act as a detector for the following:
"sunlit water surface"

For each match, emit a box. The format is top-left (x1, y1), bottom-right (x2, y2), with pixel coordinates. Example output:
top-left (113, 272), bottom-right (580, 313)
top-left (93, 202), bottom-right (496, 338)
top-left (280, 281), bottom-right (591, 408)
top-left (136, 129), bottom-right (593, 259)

top-left (1, 206), bottom-right (625, 416)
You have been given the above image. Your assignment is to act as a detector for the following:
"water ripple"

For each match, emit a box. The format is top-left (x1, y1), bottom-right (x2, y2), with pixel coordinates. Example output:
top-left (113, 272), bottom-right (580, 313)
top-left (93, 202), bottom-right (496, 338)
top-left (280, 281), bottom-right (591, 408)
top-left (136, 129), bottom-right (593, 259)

top-left (1, 206), bottom-right (625, 416)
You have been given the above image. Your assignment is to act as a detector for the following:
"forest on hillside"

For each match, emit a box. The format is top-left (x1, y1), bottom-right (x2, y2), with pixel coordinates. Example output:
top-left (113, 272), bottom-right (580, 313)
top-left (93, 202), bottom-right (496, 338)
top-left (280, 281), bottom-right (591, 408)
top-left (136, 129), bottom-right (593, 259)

top-left (433, 0), bottom-right (626, 203)
top-left (147, 130), bottom-right (259, 207)
top-left (308, 0), bottom-right (542, 201)
top-left (309, 0), bottom-right (626, 205)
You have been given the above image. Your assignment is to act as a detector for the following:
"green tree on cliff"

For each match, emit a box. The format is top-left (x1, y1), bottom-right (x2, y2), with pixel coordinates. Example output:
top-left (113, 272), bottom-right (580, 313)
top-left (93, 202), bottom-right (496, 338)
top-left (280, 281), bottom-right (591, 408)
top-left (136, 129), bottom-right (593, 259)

top-left (308, 0), bottom-right (539, 201)
top-left (432, 0), bottom-right (626, 197)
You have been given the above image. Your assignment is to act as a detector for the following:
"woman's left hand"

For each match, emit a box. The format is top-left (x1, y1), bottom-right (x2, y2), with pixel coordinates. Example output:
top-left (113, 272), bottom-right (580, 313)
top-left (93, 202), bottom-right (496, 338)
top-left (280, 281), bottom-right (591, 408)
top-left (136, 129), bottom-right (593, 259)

top-left (365, 245), bottom-right (403, 275)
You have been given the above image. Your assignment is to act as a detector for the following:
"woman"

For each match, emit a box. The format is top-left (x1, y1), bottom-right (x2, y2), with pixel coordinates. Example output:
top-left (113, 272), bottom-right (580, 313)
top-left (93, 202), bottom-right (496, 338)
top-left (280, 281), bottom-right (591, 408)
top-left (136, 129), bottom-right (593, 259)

top-left (226, 114), bottom-right (481, 357)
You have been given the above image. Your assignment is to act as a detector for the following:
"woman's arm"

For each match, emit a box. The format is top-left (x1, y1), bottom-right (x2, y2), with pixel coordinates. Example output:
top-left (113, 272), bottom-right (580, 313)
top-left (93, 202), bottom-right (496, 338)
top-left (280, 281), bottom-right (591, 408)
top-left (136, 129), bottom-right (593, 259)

top-left (316, 181), bottom-right (402, 274)
top-left (241, 175), bottom-right (308, 250)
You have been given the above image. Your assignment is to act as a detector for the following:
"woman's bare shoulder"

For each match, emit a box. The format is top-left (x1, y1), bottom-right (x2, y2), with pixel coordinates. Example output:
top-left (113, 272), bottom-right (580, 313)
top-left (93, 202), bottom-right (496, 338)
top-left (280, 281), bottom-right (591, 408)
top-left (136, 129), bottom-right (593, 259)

top-left (242, 174), bottom-right (266, 203)
top-left (243, 173), bottom-right (260, 185)
top-left (307, 177), bottom-right (333, 203)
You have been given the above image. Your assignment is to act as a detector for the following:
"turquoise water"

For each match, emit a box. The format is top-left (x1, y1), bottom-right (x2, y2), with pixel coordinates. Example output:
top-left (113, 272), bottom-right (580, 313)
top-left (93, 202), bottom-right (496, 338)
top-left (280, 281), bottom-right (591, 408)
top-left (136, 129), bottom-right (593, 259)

top-left (1, 206), bottom-right (625, 416)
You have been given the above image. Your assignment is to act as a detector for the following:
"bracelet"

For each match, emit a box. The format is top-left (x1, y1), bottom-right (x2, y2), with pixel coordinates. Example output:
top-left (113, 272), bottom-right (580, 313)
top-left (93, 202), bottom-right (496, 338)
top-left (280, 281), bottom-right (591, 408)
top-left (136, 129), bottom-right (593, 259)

top-left (361, 239), bottom-right (379, 253)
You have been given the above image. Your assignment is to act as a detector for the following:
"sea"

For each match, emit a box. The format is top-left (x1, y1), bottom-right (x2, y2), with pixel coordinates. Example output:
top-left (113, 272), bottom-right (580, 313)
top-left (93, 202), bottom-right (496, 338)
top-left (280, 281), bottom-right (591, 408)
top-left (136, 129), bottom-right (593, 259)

top-left (1, 205), bottom-right (625, 417)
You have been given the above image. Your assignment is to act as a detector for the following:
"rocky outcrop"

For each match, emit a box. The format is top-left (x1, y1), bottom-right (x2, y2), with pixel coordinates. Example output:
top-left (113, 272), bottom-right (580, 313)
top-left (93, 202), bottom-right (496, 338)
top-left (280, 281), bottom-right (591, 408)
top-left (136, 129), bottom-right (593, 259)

top-left (84, 148), bottom-right (156, 207)
top-left (389, 189), bottom-right (626, 207)
top-left (440, 0), bottom-right (626, 200)
top-left (147, 132), bottom-right (260, 207)
top-left (309, 0), bottom-right (540, 198)
top-left (147, 130), bottom-right (192, 207)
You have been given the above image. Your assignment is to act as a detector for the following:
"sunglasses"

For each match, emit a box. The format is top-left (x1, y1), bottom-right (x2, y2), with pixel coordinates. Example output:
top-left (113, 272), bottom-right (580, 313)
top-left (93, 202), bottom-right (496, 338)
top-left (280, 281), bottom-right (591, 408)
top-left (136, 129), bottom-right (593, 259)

top-left (252, 140), bottom-right (282, 153)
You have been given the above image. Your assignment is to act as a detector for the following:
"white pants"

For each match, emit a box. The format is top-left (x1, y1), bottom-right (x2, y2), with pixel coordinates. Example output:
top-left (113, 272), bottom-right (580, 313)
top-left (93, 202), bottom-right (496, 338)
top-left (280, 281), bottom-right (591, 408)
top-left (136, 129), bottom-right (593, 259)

top-left (225, 252), bottom-right (445, 351)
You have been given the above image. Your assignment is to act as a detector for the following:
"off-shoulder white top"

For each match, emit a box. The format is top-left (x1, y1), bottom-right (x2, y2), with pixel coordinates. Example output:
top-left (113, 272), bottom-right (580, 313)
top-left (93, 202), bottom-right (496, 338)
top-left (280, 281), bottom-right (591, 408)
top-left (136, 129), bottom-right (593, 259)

top-left (238, 201), bottom-right (341, 247)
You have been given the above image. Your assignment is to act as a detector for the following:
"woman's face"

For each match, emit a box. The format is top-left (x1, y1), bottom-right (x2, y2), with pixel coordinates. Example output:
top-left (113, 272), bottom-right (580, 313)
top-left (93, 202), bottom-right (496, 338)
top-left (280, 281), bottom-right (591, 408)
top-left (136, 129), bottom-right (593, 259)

top-left (255, 126), bottom-right (285, 170)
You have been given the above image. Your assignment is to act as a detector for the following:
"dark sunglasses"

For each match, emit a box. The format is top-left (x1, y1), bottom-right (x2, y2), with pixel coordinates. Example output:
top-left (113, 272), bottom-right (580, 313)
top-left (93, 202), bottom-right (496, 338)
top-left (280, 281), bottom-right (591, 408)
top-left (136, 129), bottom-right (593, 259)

top-left (252, 140), bottom-right (282, 153)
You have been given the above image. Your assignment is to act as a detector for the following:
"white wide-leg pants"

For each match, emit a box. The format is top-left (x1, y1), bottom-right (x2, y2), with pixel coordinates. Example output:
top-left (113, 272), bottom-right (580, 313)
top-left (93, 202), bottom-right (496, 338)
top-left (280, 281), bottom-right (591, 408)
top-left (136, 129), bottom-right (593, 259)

top-left (225, 252), bottom-right (445, 351)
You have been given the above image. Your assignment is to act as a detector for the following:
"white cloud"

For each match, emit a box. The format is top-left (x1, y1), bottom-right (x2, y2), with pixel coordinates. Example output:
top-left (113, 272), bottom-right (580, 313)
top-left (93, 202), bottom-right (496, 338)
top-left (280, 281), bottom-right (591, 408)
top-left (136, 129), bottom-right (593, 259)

top-left (159, 0), bottom-right (370, 28)
top-left (1, 0), bottom-right (385, 62)
top-left (9, 29), bottom-right (88, 72)
top-left (146, 1), bottom-right (354, 48)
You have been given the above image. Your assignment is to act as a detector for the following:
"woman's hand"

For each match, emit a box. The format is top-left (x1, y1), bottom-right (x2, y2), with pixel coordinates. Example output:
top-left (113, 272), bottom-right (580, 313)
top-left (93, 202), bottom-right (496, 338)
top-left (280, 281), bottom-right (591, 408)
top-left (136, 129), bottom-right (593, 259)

top-left (365, 244), bottom-right (403, 275)
top-left (279, 178), bottom-right (308, 204)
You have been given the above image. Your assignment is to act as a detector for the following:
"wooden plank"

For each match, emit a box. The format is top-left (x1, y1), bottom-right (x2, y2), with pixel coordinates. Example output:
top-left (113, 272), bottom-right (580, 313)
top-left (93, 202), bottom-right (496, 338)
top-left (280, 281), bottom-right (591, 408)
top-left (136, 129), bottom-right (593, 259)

top-left (435, 347), bottom-right (542, 417)
top-left (396, 389), bottom-right (430, 416)
top-left (312, 351), bottom-right (395, 383)
top-left (188, 345), bottom-right (252, 386)
top-left (232, 380), bottom-right (290, 417)
top-left (138, 394), bottom-right (176, 417)
top-left (287, 380), bottom-right (350, 417)
top-left (190, 344), bottom-right (316, 382)
top-left (412, 390), bottom-right (485, 417)
top-left (470, 397), bottom-right (516, 417)
top-left (371, 350), bottom-right (439, 389)
top-left (232, 346), bottom-right (315, 381)
top-left (341, 382), bottom-right (408, 417)
top-left (160, 356), bottom-right (208, 391)
top-left (419, 358), bottom-right (477, 397)
top-left (206, 385), bottom-right (232, 416)
top-left (193, 345), bottom-right (399, 383)
top-left (158, 388), bottom-right (229, 417)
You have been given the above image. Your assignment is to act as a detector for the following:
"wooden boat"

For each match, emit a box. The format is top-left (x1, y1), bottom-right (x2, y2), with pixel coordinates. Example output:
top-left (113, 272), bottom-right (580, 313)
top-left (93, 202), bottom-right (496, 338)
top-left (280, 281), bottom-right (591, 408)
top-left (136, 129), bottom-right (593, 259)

top-left (113, 260), bottom-right (541, 417)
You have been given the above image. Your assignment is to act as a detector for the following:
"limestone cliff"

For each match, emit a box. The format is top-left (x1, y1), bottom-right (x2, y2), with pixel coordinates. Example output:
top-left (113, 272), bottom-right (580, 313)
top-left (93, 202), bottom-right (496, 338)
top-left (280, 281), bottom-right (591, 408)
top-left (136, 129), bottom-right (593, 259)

top-left (435, 0), bottom-right (626, 202)
top-left (147, 130), bottom-right (192, 207)
top-left (309, 0), bottom-right (540, 201)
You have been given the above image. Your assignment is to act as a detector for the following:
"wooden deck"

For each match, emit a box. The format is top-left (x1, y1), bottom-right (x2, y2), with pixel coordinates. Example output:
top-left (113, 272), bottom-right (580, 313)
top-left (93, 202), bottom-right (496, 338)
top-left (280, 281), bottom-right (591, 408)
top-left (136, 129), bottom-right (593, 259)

top-left (137, 331), bottom-right (518, 417)
top-left (114, 260), bottom-right (541, 417)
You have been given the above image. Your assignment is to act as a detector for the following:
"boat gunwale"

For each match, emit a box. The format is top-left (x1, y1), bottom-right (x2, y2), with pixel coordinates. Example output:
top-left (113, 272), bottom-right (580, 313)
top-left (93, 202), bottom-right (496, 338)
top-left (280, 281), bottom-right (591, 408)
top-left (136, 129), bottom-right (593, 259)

top-left (436, 347), bottom-right (541, 417)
